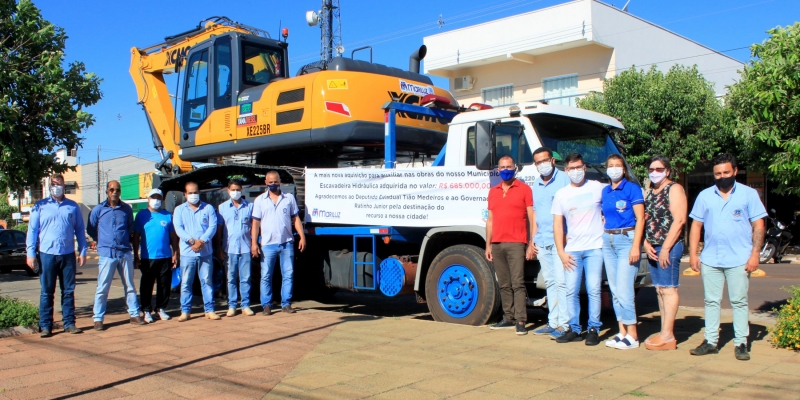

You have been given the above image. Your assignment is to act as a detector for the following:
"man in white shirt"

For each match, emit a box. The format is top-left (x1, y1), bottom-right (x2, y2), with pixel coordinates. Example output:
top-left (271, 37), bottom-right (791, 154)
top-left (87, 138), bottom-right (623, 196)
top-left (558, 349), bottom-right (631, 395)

top-left (551, 153), bottom-right (605, 346)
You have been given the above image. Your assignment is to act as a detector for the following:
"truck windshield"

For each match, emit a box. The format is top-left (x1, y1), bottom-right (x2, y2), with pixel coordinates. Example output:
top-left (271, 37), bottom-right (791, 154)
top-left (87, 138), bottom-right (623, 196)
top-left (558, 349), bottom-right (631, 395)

top-left (528, 113), bottom-right (631, 182)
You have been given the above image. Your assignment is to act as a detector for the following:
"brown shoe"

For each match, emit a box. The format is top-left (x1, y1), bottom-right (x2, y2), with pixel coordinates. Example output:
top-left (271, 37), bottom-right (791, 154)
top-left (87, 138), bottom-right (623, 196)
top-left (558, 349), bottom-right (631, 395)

top-left (94, 321), bottom-right (105, 331)
top-left (130, 316), bottom-right (146, 325)
top-left (178, 312), bottom-right (191, 322)
top-left (205, 312), bottom-right (221, 320)
top-left (282, 305), bottom-right (296, 314)
top-left (262, 306), bottom-right (272, 316)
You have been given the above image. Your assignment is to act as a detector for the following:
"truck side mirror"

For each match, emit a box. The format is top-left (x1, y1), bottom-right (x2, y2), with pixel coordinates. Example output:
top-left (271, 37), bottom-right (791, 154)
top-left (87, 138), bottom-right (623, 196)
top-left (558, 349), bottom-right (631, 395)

top-left (475, 121), bottom-right (495, 171)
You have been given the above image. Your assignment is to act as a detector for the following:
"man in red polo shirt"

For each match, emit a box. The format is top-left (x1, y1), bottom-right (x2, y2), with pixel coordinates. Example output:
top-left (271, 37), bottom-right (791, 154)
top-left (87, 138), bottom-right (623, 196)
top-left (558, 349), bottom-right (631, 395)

top-left (486, 155), bottom-right (537, 335)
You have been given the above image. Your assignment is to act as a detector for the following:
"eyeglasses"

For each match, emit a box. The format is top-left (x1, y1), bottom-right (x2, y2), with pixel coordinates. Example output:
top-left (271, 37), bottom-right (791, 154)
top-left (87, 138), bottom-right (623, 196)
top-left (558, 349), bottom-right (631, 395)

top-left (565, 165), bottom-right (585, 172)
top-left (534, 157), bottom-right (552, 166)
top-left (497, 165), bottom-right (516, 171)
top-left (648, 168), bottom-right (667, 173)
top-left (107, 188), bottom-right (120, 193)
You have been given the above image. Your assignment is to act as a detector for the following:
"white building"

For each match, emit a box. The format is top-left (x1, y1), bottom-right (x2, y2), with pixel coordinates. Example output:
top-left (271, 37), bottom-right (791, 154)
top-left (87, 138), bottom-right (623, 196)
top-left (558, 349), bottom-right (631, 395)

top-left (423, 0), bottom-right (742, 107)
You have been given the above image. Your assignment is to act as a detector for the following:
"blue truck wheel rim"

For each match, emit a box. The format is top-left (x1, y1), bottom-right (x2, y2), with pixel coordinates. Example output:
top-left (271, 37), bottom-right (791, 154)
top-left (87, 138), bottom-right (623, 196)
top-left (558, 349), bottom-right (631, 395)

top-left (437, 264), bottom-right (479, 318)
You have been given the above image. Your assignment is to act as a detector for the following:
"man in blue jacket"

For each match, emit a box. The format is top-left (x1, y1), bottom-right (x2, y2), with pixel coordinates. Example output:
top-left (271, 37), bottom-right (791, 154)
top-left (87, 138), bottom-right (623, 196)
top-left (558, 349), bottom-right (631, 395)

top-left (173, 181), bottom-right (218, 321)
top-left (88, 180), bottom-right (144, 330)
top-left (26, 174), bottom-right (88, 338)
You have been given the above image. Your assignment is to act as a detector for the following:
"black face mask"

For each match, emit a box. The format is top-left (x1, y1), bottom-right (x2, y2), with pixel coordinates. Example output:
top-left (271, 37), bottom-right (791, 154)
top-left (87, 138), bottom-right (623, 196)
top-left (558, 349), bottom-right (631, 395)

top-left (715, 176), bottom-right (736, 191)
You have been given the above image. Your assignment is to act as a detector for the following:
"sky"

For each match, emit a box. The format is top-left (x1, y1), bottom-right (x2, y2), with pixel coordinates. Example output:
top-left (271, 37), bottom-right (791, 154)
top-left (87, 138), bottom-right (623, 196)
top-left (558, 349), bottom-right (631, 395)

top-left (30, 0), bottom-right (800, 164)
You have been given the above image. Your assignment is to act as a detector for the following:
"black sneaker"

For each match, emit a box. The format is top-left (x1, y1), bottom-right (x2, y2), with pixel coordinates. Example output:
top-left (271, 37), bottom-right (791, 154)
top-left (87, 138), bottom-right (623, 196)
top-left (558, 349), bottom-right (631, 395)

top-left (490, 319), bottom-right (516, 330)
top-left (40, 328), bottom-right (52, 338)
top-left (735, 344), bottom-right (750, 361)
top-left (585, 328), bottom-right (600, 346)
top-left (516, 322), bottom-right (527, 335)
top-left (690, 340), bottom-right (719, 356)
top-left (556, 329), bottom-right (584, 343)
top-left (64, 326), bottom-right (82, 334)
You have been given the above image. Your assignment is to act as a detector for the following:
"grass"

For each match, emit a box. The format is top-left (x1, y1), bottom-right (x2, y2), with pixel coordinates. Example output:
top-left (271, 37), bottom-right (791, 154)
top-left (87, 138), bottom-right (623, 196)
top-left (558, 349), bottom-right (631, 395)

top-left (627, 390), bottom-right (648, 397)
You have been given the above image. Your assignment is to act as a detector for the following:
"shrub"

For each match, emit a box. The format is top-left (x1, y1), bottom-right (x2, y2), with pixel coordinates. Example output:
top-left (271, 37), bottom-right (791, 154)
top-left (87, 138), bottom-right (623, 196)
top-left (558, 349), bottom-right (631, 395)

top-left (13, 223), bottom-right (27, 232)
top-left (770, 285), bottom-right (800, 350)
top-left (0, 296), bottom-right (39, 329)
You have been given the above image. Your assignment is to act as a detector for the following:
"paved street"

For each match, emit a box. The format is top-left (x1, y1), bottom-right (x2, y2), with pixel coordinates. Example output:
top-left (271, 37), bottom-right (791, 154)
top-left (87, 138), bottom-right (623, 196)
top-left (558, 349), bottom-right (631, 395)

top-left (0, 255), bottom-right (798, 399)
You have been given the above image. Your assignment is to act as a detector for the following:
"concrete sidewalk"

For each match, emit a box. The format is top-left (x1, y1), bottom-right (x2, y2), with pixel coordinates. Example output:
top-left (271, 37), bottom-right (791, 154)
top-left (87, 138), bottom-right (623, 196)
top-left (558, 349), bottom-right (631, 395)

top-left (0, 305), bottom-right (797, 399)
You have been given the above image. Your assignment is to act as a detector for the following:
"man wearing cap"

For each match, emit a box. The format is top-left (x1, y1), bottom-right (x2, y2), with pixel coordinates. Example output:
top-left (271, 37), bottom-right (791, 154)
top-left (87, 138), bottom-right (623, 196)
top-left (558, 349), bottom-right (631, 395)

top-left (88, 180), bottom-right (144, 330)
top-left (218, 180), bottom-right (255, 317)
top-left (134, 189), bottom-right (179, 323)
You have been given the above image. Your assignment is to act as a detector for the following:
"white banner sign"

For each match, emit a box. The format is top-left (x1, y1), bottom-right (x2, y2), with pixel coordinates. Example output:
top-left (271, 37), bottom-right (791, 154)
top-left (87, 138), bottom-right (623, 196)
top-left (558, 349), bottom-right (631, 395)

top-left (304, 167), bottom-right (539, 227)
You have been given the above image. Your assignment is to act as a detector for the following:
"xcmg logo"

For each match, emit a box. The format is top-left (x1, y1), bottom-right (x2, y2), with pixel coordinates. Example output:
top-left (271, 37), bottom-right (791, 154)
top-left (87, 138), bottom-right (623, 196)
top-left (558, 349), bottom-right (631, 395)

top-left (386, 91), bottom-right (449, 125)
top-left (311, 208), bottom-right (341, 218)
top-left (165, 46), bottom-right (191, 66)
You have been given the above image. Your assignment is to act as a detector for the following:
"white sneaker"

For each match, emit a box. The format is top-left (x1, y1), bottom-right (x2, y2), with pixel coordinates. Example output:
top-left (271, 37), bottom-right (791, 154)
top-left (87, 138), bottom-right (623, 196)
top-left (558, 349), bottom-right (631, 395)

top-left (143, 311), bottom-right (154, 324)
top-left (605, 333), bottom-right (623, 348)
top-left (158, 309), bottom-right (171, 321)
top-left (614, 334), bottom-right (639, 350)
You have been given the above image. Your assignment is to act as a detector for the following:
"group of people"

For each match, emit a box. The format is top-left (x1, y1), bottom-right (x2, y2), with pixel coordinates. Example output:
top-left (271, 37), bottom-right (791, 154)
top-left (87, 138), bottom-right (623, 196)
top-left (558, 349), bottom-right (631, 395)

top-left (26, 171), bottom-right (306, 337)
top-left (487, 149), bottom-right (765, 361)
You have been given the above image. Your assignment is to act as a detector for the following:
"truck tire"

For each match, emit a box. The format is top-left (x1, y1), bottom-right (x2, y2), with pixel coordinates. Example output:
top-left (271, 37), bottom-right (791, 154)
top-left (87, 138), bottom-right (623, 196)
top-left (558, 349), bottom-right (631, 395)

top-left (425, 244), bottom-right (500, 326)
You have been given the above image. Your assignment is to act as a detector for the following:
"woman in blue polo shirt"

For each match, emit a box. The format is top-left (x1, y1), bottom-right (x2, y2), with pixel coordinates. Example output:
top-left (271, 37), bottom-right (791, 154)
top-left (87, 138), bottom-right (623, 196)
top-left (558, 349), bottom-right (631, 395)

top-left (601, 154), bottom-right (645, 350)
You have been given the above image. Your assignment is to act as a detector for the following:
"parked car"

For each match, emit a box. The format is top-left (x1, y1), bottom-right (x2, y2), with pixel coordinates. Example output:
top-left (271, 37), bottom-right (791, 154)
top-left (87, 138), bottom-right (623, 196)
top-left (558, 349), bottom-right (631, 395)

top-left (0, 229), bottom-right (38, 276)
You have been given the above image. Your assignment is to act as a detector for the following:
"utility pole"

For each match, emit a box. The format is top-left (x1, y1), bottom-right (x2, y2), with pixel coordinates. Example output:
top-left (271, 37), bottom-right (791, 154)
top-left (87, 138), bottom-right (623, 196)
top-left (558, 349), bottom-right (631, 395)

top-left (96, 146), bottom-right (101, 205)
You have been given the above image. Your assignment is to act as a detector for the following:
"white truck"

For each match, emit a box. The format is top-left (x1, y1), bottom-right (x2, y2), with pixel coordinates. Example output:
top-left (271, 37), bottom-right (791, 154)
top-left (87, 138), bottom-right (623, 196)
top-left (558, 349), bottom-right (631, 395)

top-left (294, 99), bottom-right (651, 326)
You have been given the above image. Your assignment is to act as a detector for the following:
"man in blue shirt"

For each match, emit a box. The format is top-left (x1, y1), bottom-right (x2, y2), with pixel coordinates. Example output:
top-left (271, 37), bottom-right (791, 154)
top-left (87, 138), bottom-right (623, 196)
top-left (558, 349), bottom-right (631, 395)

top-left (173, 181), bottom-right (218, 321)
top-left (530, 147), bottom-right (571, 339)
top-left (689, 153), bottom-right (766, 361)
top-left (251, 171), bottom-right (306, 315)
top-left (218, 180), bottom-right (255, 317)
top-left (133, 189), bottom-right (178, 323)
top-left (88, 180), bottom-right (144, 330)
top-left (26, 174), bottom-right (88, 338)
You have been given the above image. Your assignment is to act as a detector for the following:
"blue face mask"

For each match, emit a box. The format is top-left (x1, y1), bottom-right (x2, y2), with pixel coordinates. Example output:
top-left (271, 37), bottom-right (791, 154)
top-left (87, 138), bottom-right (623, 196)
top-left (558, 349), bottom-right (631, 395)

top-left (499, 169), bottom-right (516, 181)
top-left (268, 184), bottom-right (280, 192)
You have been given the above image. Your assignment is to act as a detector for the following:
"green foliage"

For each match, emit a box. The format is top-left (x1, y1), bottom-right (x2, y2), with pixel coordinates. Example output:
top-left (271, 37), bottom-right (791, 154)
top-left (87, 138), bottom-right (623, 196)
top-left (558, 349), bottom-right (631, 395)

top-left (769, 285), bottom-right (800, 351)
top-left (577, 65), bottom-right (736, 178)
top-left (0, 203), bottom-right (17, 223)
top-left (0, 0), bottom-right (102, 192)
top-left (727, 23), bottom-right (800, 195)
top-left (0, 296), bottom-right (39, 329)
top-left (13, 223), bottom-right (27, 232)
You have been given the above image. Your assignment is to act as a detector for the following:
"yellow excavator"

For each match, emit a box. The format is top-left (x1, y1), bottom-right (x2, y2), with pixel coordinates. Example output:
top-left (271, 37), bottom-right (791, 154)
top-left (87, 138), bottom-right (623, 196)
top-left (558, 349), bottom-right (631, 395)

top-left (130, 16), bottom-right (456, 176)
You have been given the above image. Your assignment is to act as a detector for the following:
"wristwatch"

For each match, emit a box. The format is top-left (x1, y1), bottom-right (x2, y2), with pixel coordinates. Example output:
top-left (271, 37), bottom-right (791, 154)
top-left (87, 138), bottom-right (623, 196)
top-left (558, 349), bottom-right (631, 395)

top-left (188, 239), bottom-right (196, 245)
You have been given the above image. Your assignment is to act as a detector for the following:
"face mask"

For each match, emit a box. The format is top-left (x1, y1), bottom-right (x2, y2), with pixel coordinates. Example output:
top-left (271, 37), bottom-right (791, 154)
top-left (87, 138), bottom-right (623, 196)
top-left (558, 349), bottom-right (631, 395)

top-left (186, 194), bottom-right (200, 205)
top-left (50, 185), bottom-right (64, 197)
top-left (567, 169), bottom-right (585, 184)
top-left (268, 184), bottom-right (280, 192)
top-left (715, 176), bottom-right (736, 191)
top-left (149, 199), bottom-right (162, 210)
top-left (649, 171), bottom-right (667, 185)
top-left (498, 169), bottom-right (516, 181)
top-left (229, 190), bottom-right (242, 201)
top-left (606, 167), bottom-right (624, 182)
top-left (536, 162), bottom-right (553, 177)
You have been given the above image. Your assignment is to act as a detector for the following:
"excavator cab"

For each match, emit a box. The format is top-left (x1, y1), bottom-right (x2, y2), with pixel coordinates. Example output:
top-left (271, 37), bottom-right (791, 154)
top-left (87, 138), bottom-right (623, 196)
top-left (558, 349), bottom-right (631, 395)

top-left (179, 32), bottom-right (288, 147)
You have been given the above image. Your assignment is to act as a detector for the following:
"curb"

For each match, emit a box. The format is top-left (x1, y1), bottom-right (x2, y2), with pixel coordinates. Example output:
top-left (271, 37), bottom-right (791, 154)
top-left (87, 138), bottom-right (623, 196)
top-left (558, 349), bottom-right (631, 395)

top-left (0, 325), bottom-right (37, 338)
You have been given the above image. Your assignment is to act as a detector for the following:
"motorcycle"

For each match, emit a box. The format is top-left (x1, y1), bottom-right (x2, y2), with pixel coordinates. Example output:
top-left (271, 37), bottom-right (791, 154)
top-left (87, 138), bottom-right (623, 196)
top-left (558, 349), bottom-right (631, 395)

top-left (759, 209), bottom-right (796, 264)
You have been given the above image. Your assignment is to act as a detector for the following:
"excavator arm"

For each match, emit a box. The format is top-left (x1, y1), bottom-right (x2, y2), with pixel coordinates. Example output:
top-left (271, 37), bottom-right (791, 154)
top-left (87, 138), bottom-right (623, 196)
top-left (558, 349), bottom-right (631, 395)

top-left (129, 17), bottom-right (267, 173)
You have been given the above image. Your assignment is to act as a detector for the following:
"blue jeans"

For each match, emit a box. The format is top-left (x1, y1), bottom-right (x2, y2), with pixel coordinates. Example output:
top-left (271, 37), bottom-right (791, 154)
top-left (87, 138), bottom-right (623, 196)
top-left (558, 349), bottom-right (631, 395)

top-left (602, 232), bottom-right (638, 325)
top-left (260, 242), bottom-right (294, 308)
top-left (227, 253), bottom-right (252, 309)
top-left (93, 253), bottom-right (140, 321)
top-left (565, 248), bottom-right (603, 333)
top-left (180, 255), bottom-right (215, 313)
top-left (39, 253), bottom-right (77, 330)
top-left (702, 263), bottom-right (750, 346)
top-left (538, 244), bottom-right (568, 330)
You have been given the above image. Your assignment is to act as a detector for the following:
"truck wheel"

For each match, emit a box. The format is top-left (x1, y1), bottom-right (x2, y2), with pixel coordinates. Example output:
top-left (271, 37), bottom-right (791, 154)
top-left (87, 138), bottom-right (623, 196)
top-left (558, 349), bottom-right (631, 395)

top-left (425, 244), bottom-right (500, 326)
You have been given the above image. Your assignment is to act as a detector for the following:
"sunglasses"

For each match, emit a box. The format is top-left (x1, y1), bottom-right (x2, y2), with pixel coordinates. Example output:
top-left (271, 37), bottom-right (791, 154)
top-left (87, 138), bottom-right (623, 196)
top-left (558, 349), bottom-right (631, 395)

top-left (107, 188), bottom-right (120, 193)
top-left (648, 168), bottom-right (667, 173)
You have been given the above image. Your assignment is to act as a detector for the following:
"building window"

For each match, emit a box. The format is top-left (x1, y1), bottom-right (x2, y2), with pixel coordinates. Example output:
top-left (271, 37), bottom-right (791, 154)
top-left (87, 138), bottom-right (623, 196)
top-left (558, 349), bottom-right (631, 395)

top-left (65, 181), bottom-right (77, 195)
top-left (482, 84), bottom-right (514, 107)
top-left (543, 74), bottom-right (579, 106)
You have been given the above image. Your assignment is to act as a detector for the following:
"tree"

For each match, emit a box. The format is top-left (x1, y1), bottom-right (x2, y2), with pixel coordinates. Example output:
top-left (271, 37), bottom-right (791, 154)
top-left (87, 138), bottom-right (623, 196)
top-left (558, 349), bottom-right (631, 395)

top-left (0, 0), bottom-right (101, 192)
top-left (577, 65), bottom-right (734, 178)
top-left (727, 23), bottom-right (800, 195)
